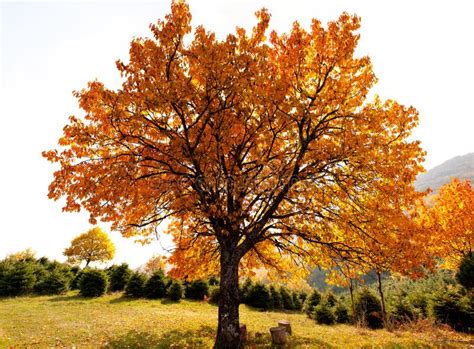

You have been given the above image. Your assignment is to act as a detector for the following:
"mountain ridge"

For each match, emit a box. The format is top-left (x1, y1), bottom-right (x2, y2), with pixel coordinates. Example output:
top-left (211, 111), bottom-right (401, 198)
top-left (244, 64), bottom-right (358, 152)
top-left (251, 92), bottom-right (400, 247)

top-left (415, 152), bottom-right (474, 192)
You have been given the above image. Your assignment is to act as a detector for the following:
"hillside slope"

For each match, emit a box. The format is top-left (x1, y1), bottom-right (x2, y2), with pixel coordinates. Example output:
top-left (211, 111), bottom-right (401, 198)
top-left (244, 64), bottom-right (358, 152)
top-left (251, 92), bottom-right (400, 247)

top-left (415, 153), bottom-right (474, 192)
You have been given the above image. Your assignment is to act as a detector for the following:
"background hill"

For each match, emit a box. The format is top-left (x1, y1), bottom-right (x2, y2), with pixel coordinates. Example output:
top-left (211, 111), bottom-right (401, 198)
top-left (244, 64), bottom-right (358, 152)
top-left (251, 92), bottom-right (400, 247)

top-left (415, 152), bottom-right (474, 192)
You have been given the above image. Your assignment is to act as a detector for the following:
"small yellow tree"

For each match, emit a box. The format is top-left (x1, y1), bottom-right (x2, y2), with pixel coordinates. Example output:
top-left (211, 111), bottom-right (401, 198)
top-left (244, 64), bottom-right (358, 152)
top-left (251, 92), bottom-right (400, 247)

top-left (8, 248), bottom-right (36, 262)
top-left (63, 227), bottom-right (115, 267)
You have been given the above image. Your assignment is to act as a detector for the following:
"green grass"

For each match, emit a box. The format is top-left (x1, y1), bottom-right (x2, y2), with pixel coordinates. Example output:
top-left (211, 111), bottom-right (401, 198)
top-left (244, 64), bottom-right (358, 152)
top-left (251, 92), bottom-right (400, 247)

top-left (0, 292), bottom-right (472, 348)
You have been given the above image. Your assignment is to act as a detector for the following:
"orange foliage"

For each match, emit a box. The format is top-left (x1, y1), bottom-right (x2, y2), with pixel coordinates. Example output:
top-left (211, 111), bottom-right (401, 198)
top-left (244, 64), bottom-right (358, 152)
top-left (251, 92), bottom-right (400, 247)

top-left (143, 254), bottom-right (167, 275)
top-left (420, 179), bottom-right (473, 269)
top-left (44, 1), bottom-right (425, 282)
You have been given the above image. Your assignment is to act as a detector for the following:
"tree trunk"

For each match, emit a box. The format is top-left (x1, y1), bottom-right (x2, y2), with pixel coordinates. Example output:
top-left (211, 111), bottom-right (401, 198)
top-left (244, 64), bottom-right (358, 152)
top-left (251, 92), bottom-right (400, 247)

top-left (376, 271), bottom-right (387, 327)
top-left (349, 279), bottom-right (355, 320)
top-left (214, 248), bottom-right (241, 349)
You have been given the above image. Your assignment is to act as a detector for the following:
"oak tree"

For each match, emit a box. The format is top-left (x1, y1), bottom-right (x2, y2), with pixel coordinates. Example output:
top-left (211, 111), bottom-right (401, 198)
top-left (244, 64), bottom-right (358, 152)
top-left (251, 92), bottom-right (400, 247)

top-left (44, 2), bottom-right (424, 346)
top-left (63, 227), bottom-right (115, 267)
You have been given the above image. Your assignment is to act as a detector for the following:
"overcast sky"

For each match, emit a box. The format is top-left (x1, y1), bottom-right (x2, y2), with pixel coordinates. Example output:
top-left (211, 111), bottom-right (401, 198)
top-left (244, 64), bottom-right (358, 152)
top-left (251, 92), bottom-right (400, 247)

top-left (1, 0), bottom-right (473, 268)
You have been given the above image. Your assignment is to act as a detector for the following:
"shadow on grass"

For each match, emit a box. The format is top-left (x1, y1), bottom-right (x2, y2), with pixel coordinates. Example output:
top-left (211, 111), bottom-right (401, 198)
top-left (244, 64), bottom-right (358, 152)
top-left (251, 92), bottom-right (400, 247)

top-left (360, 343), bottom-right (436, 349)
top-left (108, 296), bottom-right (184, 305)
top-left (108, 295), bottom-right (138, 304)
top-left (103, 325), bottom-right (215, 348)
top-left (160, 298), bottom-right (183, 305)
top-left (48, 294), bottom-right (86, 302)
top-left (102, 326), bottom-right (333, 349)
top-left (248, 333), bottom-right (333, 349)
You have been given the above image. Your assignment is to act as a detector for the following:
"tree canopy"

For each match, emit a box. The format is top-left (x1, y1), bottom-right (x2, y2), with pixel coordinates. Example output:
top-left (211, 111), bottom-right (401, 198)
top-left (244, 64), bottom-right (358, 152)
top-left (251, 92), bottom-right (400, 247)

top-left (63, 227), bottom-right (115, 267)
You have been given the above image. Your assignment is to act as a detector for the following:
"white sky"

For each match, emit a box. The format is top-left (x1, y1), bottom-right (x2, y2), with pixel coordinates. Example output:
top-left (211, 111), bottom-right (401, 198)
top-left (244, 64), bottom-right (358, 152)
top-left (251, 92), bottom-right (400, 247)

top-left (1, 0), bottom-right (473, 268)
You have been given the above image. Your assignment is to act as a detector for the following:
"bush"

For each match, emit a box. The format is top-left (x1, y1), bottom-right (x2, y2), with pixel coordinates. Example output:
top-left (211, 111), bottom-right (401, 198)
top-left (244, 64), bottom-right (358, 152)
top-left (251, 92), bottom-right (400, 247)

top-left (335, 303), bottom-right (351, 324)
top-left (37, 256), bottom-right (50, 265)
top-left (34, 269), bottom-right (69, 295)
top-left (70, 266), bottom-right (80, 275)
top-left (431, 291), bottom-right (473, 333)
top-left (391, 297), bottom-right (416, 324)
top-left (108, 263), bottom-right (131, 292)
top-left (79, 269), bottom-right (108, 297)
top-left (354, 288), bottom-right (383, 329)
top-left (292, 292), bottom-right (303, 311)
top-left (325, 292), bottom-right (337, 307)
top-left (144, 272), bottom-right (167, 299)
top-left (0, 260), bottom-right (36, 296)
top-left (456, 253), bottom-right (474, 290)
top-left (314, 302), bottom-right (336, 325)
top-left (125, 272), bottom-right (147, 298)
top-left (246, 283), bottom-right (271, 309)
top-left (280, 286), bottom-right (295, 310)
top-left (298, 291), bottom-right (308, 304)
top-left (34, 261), bottom-right (73, 295)
top-left (185, 279), bottom-right (209, 300)
top-left (208, 276), bottom-right (219, 286)
top-left (305, 289), bottom-right (321, 315)
top-left (407, 291), bottom-right (429, 318)
top-left (167, 281), bottom-right (184, 301)
top-left (33, 266), bottom-right (48, 288)
top-left (208, 285), bottom-right (220, 304)
top-left (70, 270), bottom-right (84, 290)
top-left (239, 278), bottom-right (253, 304)
top-left (269, 285), bottom-right (283, 309)
top-left (15, 261), bottom-right (37, 295)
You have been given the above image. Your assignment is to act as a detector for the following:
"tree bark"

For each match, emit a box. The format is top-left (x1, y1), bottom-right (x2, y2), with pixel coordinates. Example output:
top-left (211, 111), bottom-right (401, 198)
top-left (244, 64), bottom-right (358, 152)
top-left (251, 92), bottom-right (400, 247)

top-left (214, 247), bottom-right (242, 349)
top-left (376, 271), bottom-right (387, 327)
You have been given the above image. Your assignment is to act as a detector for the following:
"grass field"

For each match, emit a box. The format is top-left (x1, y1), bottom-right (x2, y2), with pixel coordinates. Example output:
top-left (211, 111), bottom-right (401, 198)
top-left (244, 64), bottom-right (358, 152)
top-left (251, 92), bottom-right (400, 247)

top-left (0, 292), bottom-right (472, 348)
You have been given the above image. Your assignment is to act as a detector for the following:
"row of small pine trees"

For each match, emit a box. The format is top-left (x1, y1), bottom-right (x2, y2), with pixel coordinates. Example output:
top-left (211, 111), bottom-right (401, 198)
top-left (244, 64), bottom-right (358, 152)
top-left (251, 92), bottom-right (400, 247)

top-left (304, 283), bottom-right (473, 333)
top-left (381, 254), bottom-right (473, 333)
top-left (76, 268), bottom-right (186, 301)
top-left (1, 251), bottom-right (472, 333)
top-left (229, 255), bottom-right (473, 334)
top-left (302, 253), bottom-right (474, 333)
top-left (0, 253), bottom-right (201, 301)
top-left (234, 278), bottom-right (355, 326)
top-left (236, 278), bottom-right (307, 311)
top-left (308, 288), bottom-right (380, 327)
top-left (0, 254), bottom-right (75, 296)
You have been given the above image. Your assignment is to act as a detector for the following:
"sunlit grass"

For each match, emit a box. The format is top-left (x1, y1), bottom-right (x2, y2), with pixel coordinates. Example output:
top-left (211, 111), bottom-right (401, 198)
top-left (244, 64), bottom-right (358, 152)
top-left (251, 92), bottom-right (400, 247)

top-left (0, 292), bottom-right (472, 348)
